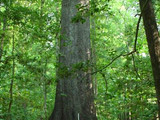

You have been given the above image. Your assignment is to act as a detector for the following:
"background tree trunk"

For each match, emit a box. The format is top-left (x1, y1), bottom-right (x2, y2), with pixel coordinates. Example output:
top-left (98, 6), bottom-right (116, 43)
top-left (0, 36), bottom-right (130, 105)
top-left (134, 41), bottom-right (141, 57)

top-left (49, 0), bottom-right (97, 120)
top-left (8, 26), bottom-right (15, 120)
top-left (139, 0), bottom-right (160, 118)
top-left (0, 16), bottom-right (7, 61)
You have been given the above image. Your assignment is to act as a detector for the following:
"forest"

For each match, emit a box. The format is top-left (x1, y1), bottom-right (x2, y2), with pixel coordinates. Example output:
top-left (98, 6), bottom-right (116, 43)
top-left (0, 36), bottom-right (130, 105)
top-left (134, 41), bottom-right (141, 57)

top-left (0, 0), bottom-right (160, 120)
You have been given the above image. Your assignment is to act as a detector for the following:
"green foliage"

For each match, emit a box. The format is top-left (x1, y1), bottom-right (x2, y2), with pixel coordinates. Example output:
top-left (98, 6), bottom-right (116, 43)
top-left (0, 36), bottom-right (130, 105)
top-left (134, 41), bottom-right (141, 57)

top-left (0, 0), bottom-right (59, 119)
top-left (91, 0), bottom-right (159, 119)
top-left (71, 12), bottom-right (86, 24)
top-left (0, 0), bottom-right (159, 119)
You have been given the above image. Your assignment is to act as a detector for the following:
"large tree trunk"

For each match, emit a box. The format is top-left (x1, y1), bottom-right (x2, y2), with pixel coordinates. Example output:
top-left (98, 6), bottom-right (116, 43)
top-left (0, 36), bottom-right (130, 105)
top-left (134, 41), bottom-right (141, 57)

top-left (139, 0), bottom-right (160, 118)
top-left (49, 0), bottom-right (97, 120)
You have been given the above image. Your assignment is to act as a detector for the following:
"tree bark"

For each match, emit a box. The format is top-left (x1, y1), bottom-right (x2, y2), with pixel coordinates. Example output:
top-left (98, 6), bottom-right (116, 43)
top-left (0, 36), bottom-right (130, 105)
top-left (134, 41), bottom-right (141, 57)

top-left (139, 0), bottom-right (160, 118)
top-left (49, 0), bottom-right (97, 120)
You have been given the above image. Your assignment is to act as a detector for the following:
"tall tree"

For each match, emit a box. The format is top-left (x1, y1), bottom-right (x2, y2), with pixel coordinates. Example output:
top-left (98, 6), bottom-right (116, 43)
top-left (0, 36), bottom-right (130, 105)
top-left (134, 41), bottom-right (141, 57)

top-left (139, 0), bottom-right (160, 118)
top-left (49, 0), bottom-right (97, 120)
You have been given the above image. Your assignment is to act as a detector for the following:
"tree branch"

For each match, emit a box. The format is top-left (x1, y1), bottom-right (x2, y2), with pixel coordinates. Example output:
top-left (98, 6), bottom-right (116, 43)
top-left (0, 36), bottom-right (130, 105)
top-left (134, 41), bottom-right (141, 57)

top-left (91, 0), bottom-right (149, 74)
top-left (131, 54), bottom-right (142, 80)
top-left (91, 53), bottom-right (123, 75)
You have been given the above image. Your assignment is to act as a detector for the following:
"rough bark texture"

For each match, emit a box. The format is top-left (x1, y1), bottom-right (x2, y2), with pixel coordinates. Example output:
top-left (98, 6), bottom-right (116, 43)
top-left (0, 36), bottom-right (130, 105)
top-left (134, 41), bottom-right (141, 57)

top-left (139, 0), bottom-right (160, 117)
top-left (49, 0), bottom-right (97, 120)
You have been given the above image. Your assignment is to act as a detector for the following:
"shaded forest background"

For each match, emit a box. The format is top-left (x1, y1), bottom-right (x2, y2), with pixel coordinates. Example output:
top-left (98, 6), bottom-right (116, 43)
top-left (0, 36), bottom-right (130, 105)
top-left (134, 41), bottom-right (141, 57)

top-left (0, 0), bottom-right (160, 119)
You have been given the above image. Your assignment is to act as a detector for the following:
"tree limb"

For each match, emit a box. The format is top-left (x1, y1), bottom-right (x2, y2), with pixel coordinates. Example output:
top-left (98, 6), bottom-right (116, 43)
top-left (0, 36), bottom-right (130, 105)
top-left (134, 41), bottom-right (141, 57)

top-left (91, 0), bottom-right (149, 74)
